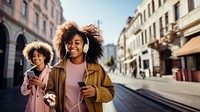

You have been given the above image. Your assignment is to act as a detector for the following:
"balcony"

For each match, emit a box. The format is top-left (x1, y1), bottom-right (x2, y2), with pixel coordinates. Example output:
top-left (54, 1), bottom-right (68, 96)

top-left (148, 39), bottom-right (159, 50)
top-left (160, 23), bottom-right (178, 44)
top-left (133, 27), bottom-right (141, 35)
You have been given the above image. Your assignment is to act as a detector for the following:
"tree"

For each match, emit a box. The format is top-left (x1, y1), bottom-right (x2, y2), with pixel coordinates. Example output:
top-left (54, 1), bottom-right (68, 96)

top-left (105, 56), bottom-right (116, 72)
top-left (105, 56), bottom-right (114, 67)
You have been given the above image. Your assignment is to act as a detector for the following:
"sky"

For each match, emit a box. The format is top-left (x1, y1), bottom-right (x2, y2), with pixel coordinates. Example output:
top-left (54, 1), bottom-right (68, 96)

top-left (59, 0), bottom-right (142, 45)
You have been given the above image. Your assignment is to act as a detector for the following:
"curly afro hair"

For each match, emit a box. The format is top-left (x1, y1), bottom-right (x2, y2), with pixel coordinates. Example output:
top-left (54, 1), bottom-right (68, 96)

top-left (53, 21), bottom-right (104, 63)
top-left (22, 41), bottom-right (54, 65)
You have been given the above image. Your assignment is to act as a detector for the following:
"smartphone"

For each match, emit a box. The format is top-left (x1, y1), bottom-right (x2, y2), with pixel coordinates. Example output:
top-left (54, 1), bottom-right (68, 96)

top-left (78, 82), bottom-right (86, 90)
top-left (78, 82), bottom-right (86, 87)
top-left (27, 71), bottom-right (35, 79)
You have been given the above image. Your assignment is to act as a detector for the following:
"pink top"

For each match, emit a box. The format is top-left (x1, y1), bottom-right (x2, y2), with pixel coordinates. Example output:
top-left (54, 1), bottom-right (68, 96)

top-left (65, 59), bottom-right (88, 112)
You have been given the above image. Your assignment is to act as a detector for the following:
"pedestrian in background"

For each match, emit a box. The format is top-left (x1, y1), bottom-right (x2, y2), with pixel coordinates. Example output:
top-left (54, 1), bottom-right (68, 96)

top-left (44, 21), bottom-right (115, 112)
top-left (21, 41), bottom-right (54, 112)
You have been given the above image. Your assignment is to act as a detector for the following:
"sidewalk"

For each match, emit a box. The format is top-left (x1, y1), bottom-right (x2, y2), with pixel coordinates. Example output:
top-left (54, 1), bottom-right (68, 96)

top-left (106, 72), bottom-right (200, 110)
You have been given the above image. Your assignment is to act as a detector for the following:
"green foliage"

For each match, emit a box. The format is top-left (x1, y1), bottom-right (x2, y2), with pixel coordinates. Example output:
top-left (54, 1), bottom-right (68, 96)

top-left (105, 56), bottom-right (114, 67)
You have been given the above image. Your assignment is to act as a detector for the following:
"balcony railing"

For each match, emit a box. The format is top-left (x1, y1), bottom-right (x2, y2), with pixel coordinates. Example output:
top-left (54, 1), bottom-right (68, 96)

top-left (160, 23), bottom-right (178, 43)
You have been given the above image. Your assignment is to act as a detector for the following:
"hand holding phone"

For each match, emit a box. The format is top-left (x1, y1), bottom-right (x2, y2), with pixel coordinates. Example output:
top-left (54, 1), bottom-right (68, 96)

top-left (78, 82), bottom-right (86, 90)
top-left (27, 71), bottom-right (35, 79)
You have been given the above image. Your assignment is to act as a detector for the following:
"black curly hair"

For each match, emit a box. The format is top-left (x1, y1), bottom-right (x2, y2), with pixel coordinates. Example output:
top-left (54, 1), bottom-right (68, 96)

top-left (53, 21), bottom-right (103, 63)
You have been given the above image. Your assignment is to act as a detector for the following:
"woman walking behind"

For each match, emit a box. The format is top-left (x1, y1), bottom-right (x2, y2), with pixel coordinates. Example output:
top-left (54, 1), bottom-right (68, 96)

top-left (21, 41), bottom-right (54, 112)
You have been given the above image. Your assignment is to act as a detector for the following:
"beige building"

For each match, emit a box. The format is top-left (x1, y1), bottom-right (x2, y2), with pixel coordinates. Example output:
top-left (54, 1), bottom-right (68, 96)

top-left (0, 0), bottom-right (64, 88)
top-left (117, 0), bottom-right (200, 82)
top-left (117, 28), bottom-right (126, 74)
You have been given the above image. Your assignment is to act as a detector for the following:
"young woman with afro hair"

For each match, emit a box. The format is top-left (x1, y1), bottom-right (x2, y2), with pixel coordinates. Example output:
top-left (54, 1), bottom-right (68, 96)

top-left (21, 41), bottom-right (54, 112)
top-left (44, 21), bottom-right (115, 112)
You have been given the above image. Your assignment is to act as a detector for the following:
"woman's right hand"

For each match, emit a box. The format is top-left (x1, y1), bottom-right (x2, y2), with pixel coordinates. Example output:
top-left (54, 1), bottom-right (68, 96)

top-left (43, 93), bottom-right (56, 107)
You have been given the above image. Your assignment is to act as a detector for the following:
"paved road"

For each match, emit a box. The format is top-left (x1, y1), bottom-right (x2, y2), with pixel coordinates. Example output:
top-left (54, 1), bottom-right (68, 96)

top-left (0, 86), bottom-right (27, 112)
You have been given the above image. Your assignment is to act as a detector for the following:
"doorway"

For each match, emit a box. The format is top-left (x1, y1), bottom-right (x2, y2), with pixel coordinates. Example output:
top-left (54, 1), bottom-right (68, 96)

top-left (14, 35), bottom-right (25, 86)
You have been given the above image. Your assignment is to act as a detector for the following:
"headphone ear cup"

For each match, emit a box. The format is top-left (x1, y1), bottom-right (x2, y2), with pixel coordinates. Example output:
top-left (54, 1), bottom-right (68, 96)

top-left (65, 44), bottom-right (68, 53)
top-left (83, 44), bottom-right (89, 53)
top-left (83, 37), bottom-right (89, 53)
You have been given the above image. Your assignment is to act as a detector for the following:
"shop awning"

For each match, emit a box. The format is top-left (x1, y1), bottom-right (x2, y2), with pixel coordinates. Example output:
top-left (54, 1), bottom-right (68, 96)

top-left (123, 57), bottom-right (136, 63)
top-left (176, 36), bottom-right (200, 56)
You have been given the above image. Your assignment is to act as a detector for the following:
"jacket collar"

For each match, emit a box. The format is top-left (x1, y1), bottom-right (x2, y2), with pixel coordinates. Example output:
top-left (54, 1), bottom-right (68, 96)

top-left (54, 59), bottom-right (67, 72)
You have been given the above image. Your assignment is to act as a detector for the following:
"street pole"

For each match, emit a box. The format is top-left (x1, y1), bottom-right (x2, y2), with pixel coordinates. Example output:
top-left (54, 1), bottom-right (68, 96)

top-left (97, 19), bottom-right (102, 29)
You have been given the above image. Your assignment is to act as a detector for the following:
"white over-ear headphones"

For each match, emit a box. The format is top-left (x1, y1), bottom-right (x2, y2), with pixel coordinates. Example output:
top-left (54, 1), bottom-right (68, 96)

top-left (83, 37), bottom-right (89, 53)
top-left (65, 37), bottom-right (89, 54)
top-left (65, 42), bottom-right (68, 54)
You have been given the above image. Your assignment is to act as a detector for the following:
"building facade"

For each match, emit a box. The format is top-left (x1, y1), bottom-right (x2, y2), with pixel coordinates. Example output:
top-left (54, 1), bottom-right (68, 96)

top-left (0, 0), bottom-right (64, 89)
top-left (117, 0), bottom-right (200, 82)
top-left (117, 28), bottom-right (126, 74)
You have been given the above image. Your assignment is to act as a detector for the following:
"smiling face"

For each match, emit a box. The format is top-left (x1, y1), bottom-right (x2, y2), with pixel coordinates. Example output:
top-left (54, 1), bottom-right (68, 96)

top-left (66, 34), bottom-right (85, 63)
top-left (32, 50), bottom-right (46, 66)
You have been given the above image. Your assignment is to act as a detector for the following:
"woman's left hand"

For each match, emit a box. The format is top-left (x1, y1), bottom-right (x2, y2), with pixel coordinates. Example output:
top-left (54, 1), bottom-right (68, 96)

top-left (81, 85), bottom-right (96, 98)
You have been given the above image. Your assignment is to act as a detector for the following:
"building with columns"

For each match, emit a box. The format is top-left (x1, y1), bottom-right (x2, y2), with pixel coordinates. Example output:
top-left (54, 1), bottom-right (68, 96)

top-left (0, 0), bottom-right (64, 89)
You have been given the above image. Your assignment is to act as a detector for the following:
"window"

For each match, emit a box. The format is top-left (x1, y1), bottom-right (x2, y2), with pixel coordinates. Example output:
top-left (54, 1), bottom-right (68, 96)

top-left (143, 60), bottom-right (149, 69)
top-left (43, 20), bottom-right (46, 33)
top-left (22, 0), bottom-right (27, 16)
top-left (50, 26), bottom-right (53, 39)
top-left (165, 12), bottom-right (168, 31)
top-left (44, 0), bottom-right (48, 9)
top-left (148, 4), bottom-right (151, 17)
top-left (158, 0), bottom-right (161, 7)
top-left (149, 26), bottom-right (152, 40)
top-left (51, 6), bottom-right (54, 17)
top-left (159, 17), bottom-right (163, 36)
top-left (143, 10), bottom-right (146, 22)
top-left (152, 0), bottom-right (155, 13)
top-left (174, 2), bottom-right (180, 21)
top-left (142, 32), bottom-right (144, 45)
top-left (145, 30), bottom-right (147, 43)
top-left (56, 10), bottom-right (59, 24)
top-left (138, 35), bottom-right (141, 47)
top-left (34, 12), bottom-right (39, 27)
top-left (153, 22), bottom-right (156, 38)
top-left (188, 0), bottom-right (195, 12)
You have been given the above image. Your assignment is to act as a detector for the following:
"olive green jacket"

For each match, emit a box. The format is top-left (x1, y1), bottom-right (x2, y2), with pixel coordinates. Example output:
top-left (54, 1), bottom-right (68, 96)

top-left (45, 59), bottom-right (115, 112)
